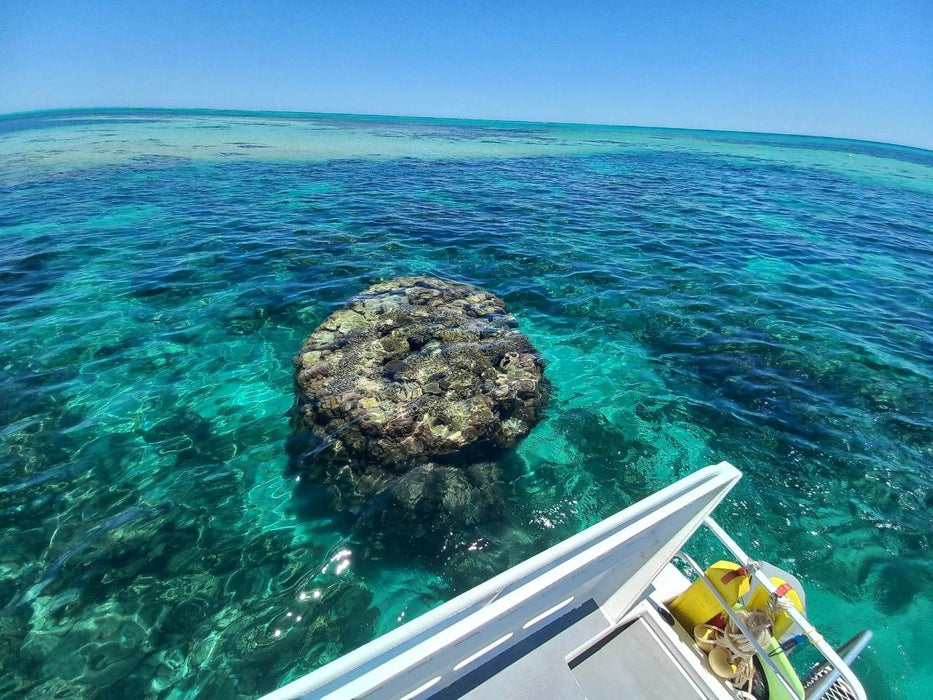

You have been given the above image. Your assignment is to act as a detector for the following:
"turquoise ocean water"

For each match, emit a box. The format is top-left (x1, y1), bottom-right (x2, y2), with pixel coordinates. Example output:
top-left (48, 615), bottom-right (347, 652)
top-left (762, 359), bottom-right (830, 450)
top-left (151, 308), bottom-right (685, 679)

top-left (0, 110), bottom-right (930, 698)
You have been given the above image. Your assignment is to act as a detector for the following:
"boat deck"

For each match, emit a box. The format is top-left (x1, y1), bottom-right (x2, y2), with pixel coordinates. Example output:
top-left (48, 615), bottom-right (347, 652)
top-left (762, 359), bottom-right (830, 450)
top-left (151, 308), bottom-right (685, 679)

top-left (435, 599), bottom-right (608, 699)
top-left (433, 580), bottom-right (731, 700)
top-left (570, 616), bottom-right (714, 699)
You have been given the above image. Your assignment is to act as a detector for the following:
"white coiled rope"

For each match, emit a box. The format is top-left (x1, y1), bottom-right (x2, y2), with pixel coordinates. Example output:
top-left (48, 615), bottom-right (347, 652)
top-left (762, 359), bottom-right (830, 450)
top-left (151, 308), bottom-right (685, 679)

top-left (696, 608), bottom-right (773, 696)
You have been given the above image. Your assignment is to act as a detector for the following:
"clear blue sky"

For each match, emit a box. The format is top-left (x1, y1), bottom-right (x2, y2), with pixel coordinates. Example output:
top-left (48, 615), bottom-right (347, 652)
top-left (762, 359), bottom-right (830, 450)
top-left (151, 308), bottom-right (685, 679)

top-left (1, 0), bottom-right (931, 148)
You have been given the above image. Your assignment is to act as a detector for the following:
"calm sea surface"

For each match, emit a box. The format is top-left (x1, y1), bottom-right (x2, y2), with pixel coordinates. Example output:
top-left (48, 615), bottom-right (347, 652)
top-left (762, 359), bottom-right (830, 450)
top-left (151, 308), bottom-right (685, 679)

top-left (0, 110), bottom-right (931, 699)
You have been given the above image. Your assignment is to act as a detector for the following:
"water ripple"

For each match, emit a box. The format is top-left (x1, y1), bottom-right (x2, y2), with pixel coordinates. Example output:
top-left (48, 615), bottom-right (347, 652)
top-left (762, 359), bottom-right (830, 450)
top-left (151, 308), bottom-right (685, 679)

top-left (0, 111), bottom-right (931, 698)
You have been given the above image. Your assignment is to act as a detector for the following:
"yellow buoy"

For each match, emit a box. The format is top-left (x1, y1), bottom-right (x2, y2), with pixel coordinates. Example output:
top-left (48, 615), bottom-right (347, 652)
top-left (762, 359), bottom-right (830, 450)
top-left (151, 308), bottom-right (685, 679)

top-left (668, 561), bottom-right (751, 631)
top-left (708, 646), bottom-right (739, 679)
top-left (746, 577), bottom-right (804, 639)
top-left (693, 623), bottom-right (722, 652)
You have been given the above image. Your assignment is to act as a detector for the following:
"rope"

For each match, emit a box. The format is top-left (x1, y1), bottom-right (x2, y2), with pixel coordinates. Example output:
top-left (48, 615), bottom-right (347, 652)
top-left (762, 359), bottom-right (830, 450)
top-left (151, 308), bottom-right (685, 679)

top-left (727, 610), bottom-right (772, 690)
top-left (696, 608), bottom-right (772, 694)
top-left (769, 587), bottom-right (798, 616)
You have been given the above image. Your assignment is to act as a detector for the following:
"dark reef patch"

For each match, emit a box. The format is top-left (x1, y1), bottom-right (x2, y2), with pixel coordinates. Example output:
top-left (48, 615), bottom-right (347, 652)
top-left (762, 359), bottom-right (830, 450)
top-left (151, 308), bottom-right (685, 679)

top-left (288, 276), bottom-right (549, 545)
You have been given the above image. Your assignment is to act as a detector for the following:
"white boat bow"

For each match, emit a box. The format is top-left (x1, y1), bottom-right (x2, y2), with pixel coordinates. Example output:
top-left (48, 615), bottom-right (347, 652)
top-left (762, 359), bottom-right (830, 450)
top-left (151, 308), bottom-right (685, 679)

top-left (262, 462), bottom-right (870, 700)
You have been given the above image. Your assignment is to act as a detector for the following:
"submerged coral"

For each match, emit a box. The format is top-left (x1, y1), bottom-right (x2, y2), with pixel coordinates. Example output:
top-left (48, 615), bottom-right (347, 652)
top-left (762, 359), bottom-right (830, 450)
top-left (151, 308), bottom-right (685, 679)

top-left (290, 276), bottom-right (549, 515)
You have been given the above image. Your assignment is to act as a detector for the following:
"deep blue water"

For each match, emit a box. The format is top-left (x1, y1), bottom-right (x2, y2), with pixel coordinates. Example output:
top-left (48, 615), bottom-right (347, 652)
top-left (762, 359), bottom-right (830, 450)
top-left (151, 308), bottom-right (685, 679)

top-left (0, 110), bottom-right (931, 699)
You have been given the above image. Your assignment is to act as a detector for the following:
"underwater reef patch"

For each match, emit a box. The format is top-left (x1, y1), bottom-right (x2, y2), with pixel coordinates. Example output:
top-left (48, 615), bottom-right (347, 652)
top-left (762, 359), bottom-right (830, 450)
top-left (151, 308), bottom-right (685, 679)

top-left (289, 276), bottom-right (549, 523)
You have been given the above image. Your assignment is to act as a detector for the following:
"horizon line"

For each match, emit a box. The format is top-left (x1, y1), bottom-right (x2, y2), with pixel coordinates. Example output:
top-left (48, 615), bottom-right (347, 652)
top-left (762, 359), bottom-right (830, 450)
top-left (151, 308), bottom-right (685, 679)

top-left (2, 104), bottom-right (931, 154)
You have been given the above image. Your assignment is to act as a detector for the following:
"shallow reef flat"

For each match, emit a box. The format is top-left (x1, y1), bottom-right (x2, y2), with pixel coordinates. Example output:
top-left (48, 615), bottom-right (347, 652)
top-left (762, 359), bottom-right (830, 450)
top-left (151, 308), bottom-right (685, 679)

top-left (0, 110), bottom-right (931, 698)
